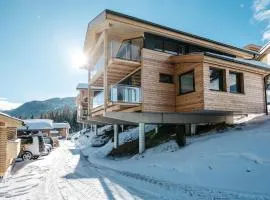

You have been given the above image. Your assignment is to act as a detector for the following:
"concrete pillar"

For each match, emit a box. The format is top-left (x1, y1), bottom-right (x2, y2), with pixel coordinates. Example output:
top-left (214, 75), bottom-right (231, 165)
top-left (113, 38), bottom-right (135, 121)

top-left (139, 123), bottom-right (145, 154)
top-left (190, 124), bottom-right (196, 135)
top-left (155, 125), bottom-right (158, 134)
top-left (185, 124), bottom-right (191, 135)
top-left (226, 115), bottom-right (234, 125)
top-left (176, 125), bottom-right (186, 146)
top-left (113, 124), bottom-right (119, 149)
top-left (185, 124), bottom-right (196, 135)
top-left (94, 125), bottom-right (98, 136)
top-left (121, 125), bottom-right (124, 132)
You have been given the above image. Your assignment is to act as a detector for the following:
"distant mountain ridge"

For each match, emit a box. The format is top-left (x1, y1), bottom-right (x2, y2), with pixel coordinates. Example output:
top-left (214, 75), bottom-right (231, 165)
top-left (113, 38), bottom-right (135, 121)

top-left (5, 97), bottom-right (76, 118)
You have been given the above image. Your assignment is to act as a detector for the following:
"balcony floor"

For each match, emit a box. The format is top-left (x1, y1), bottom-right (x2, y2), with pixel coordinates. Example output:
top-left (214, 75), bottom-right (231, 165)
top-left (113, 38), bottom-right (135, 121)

top-left (91, 102), bottom-right (141, 117)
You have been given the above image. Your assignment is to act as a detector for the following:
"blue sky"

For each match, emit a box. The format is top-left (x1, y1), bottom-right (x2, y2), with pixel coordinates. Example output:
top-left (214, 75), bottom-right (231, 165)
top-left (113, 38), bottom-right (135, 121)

top-left (0, 0), bottom-right (269, 110)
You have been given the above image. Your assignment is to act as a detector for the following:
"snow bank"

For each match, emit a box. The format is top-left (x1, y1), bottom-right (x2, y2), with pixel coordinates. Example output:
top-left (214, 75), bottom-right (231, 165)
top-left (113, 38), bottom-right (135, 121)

top-left (76, 117), bottom-right (270, 195)
top-left (76, 124), bottom-right (156, 160)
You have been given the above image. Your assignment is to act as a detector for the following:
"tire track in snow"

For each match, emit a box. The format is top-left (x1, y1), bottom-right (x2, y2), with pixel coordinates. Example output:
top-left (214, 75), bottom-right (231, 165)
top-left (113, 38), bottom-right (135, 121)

top-left (85, 157), bottom-right (270, 200)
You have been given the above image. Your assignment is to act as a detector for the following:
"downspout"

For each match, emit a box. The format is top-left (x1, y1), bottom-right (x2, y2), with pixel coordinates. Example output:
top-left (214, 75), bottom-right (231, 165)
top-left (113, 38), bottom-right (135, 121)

top-left (264, 74), bottom-right (270, 115)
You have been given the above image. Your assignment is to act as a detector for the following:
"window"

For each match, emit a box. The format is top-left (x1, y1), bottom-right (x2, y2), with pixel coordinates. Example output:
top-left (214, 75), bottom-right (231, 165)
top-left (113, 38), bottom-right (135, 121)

top-left (209, 67), bottom-right (226, 91)
top-left (179, 71), bottom-right (195, 94)
top-left (159, 73), bottom-right (173, 84)
top-left (229, 71), bottom-right (244, 93)
top-left (144, 33), bottom-right (185, 55)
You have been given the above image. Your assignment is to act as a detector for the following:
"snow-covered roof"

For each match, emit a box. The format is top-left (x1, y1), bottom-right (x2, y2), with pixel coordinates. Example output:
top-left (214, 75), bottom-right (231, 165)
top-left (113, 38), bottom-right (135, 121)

top-left (76, 83), bottom-right (88, 90)
top-left (0, 112), bottom-right (23, 122)
top-left (53, 122), bottom-right (71, 129)
top-left (18, 119), bottom-right (54, 130)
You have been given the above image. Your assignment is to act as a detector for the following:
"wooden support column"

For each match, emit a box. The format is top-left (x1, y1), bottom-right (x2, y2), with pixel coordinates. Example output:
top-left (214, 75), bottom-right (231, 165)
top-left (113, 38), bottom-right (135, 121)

top-left (103, 29), bottom-right (108, 112)
top-left (113, 124), bottom-right (119, 149)
top-left (139, 123), bottom-right (145, 154)
top-left (88, 69), bottom-right (92, 118)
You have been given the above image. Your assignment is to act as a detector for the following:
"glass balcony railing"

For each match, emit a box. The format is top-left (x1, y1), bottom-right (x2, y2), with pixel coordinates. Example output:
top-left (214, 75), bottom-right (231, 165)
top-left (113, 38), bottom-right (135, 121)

top-left (93, 91), bottom-right (104, 108)
top-left (90, 54), bottom-right (105, 79)
top-left (110, 38), bottom-right (143, 62)
top-left (110, 85), bottom-right (141, 103)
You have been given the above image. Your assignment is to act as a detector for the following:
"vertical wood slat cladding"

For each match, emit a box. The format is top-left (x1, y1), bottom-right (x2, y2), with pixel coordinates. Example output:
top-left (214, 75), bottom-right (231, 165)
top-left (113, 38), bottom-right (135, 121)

top-left (141, 49), bottom-right (176, 112)
top-left (0, 128), bottom-right (7, 176)
top-left (203, 63), bottom-right (266, 113)
top-left (175, 63), bottom-right (205, 112)
top-left (6, 127), bottom-right (16, 140)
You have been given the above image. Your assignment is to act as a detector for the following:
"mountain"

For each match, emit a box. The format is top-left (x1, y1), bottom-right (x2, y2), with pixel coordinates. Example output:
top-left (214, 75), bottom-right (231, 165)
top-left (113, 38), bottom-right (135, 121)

top-left (5, 97), bottom-right (76, 118)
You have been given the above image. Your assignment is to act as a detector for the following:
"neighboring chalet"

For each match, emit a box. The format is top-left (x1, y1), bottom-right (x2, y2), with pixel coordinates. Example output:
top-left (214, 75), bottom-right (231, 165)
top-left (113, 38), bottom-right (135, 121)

top-left (77, 10), bottom-right (270, 153)
top-left (17, 119), bottom-right (70, 139)
top-left (52, 123), bottom-right (70, 139)
top-left (0, 112), bottom-right (23, 177)
top-left (17, 119), bottom-right (54, 137)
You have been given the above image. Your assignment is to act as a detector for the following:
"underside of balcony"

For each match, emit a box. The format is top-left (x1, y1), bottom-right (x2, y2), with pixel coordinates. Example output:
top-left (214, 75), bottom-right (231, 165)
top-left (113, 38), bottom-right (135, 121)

top-left (91, 58), bottom-right (141, 87)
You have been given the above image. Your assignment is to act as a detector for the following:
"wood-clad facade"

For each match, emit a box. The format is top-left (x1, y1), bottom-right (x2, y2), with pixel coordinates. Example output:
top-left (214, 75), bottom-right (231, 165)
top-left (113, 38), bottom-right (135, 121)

top-left (141, 49), bottom-right (175, 112)
top-left (79, 10), bottom-right (270, 124)
top-left (0, 113), bottom-right (22, 177)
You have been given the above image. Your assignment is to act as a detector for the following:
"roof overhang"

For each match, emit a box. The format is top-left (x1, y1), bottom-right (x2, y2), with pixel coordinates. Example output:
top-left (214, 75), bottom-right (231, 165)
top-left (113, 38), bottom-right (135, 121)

top-left (170, 52), bottom-right (270, 73)
top-left (0, 112), bottom-right (23, 128)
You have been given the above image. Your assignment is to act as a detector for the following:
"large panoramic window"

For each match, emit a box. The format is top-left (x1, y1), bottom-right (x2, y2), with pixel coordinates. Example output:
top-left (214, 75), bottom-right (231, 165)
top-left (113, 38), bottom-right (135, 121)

top-left (209, 67), bottom-right (226, 91)
top-left (144, 33), bottom-right (184, 55)
top-left (179, 71), bottom-right (195, 94)
top-left (229, 71), bottom-right (244, 93)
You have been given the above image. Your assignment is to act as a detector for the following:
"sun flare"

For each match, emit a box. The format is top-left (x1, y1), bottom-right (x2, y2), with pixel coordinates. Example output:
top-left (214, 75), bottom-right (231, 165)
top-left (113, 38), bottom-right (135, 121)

top-left (70, 50), bottom-right (87, 68)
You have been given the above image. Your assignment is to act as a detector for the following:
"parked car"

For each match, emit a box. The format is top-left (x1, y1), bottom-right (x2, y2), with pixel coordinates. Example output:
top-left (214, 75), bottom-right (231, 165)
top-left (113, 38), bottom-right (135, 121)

top-left (19, 135), bottom-right (46, 160)
top-left (91, 134), bottom-right (110, 147)
top-left (44, 137), bottom-right (54, 147)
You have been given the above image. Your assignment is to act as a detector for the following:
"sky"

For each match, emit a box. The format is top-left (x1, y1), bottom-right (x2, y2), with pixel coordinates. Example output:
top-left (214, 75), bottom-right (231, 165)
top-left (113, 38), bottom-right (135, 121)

top-left (0, 0), bottom-right (270, 110)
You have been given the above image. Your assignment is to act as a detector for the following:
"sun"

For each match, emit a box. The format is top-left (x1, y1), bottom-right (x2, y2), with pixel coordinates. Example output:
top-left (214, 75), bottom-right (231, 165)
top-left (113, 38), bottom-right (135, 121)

top-left (70, 50), bottom-right (88, 68)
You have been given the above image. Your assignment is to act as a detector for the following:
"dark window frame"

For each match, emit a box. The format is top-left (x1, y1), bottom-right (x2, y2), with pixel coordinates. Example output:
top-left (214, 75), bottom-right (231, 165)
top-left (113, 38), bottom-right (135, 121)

top-left (159, 73), bottom-right (174, 84)
top-left (209, 67), bottom-right (226, 92)
top-left (229, 71), bottom-right (244, 94)
top-left (179, 70), bottom-right (195, 95)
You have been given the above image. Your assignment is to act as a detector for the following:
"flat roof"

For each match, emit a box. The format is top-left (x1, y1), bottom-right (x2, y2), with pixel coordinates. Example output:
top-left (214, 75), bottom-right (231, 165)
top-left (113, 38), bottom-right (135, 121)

top-left (76, 83), bottom-right (88, 90)
top-left (104, 9), bottom-right (258, 56)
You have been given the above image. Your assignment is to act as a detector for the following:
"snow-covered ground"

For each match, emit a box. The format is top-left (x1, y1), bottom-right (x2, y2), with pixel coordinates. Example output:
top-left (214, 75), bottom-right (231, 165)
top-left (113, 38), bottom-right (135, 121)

top-left (0, 115), bottom-right (269, 200)
top-left (76, 115), bottom-right (270, 199)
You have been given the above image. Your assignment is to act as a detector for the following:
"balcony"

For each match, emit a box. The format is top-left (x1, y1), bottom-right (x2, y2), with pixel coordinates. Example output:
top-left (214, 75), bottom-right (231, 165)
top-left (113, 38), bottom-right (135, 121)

top-left (93, 91), bottom-right (104, 108)
top-left (110, 37), bottom-right (143, 62)
top-left (110, 84), bottom-right (141, 104)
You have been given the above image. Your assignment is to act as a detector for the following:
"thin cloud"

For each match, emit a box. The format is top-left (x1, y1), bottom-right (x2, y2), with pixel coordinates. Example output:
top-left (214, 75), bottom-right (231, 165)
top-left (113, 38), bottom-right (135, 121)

top-left (0, 98), bottom-right (22, 111)
top-left (253, 0), bottom-right (270, 41)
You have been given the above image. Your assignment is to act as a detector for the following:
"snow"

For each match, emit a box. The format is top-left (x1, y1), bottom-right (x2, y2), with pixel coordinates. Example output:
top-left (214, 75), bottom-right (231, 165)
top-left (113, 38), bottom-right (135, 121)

top-left (76, 124), bottom-right (156, 159)
top-left (1, 116), bottom-right (270, 199)
top-left (53, 122), bottom-right (71, 129)
top-left (18, 119), bottom-right (54, 130)
top-left (76, 116), bottom-right (270, 197)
